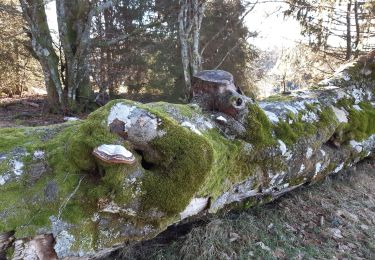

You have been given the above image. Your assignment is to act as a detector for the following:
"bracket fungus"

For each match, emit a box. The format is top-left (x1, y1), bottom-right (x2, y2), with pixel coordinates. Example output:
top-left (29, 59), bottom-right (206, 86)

top-left (93, 144), bottom-right (136, 164)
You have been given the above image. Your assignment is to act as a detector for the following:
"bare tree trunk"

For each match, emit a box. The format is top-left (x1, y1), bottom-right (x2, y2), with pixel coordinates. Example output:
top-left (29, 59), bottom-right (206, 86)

top-left (178, 2), bottom-right (192, 98)
top-left (354, 0), bottom-right (360, 58)
top-left (191, 0), bottom-right (204, 75)
top-left (346, 0), bottom-right (352, 60)
top-left (178, 0), bottom-right (205, 99)
top-left (19, 0), bottom-right (64, 111)
top-left (56, 0), bottom-right (92, 111)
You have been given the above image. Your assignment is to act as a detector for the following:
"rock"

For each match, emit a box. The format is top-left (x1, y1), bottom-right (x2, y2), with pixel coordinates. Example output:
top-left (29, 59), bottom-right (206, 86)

top-left (328, 228), bottom-right (343, 239)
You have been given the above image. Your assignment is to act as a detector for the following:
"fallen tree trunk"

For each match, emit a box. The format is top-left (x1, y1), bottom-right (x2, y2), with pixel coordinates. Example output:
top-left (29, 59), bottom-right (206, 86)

top-left (0, 54), bottom-right (374, 258)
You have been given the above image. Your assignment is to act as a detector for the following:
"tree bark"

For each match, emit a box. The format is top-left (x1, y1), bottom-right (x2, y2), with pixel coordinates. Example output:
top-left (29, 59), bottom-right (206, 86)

top-left (19, 0), bottom-right (64, 110)
top-left (354, 0), bottom-right (360, 58)
top-left (346, 0), bottom-right (352, 60)
top-left (178, 0), bottom-right (205, 99)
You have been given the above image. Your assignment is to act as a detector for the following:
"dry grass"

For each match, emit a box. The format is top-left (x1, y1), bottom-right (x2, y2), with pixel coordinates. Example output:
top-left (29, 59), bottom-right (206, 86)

top-left (118, 159), bottom-right (375, 260)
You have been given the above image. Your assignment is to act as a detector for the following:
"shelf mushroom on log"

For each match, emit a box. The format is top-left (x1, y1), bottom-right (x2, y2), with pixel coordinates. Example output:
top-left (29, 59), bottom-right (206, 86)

top-left (0, 53), bottom-right (374, 258)
top-left (93, 144), bottom-right (136, 164)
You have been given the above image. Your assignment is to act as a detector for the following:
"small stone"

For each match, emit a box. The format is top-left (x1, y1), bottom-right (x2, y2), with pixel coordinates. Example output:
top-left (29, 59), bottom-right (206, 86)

top-left (329, 228), bottom-right (343, 239)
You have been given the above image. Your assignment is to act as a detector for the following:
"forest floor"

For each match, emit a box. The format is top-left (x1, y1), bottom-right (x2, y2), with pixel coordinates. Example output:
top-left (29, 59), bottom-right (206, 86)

top-left (1, 96), bottom-right (375, 260)
top-left (118, 159), bottom-right (375, 260)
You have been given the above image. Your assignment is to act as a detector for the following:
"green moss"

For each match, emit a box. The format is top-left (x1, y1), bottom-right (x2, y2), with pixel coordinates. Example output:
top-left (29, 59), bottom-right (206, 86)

top-left (243, 103), bottom-right (275, 148)
top-left (141, 117), bottom-right (213, 216)
top-left (263, 94), bottom-right (295, 102)
top-left (334, 101), bottom-right (375, 144)
top-left (273, 107), bottom-right (336, 146)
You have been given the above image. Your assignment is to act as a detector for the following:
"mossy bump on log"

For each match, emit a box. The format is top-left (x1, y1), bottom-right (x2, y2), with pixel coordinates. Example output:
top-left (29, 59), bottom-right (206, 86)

top-left (0, 56), bottom-right (375, 258)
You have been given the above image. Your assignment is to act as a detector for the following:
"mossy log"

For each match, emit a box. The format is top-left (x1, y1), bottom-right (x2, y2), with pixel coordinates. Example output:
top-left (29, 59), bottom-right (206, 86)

top-left (0, 56), bottom-right (375, 258)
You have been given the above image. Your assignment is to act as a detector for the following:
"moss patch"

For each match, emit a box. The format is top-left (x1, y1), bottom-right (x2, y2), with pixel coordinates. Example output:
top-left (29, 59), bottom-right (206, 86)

top-left (243, 103), bottom-right (275, 148)
top-left (334, 101), bottom-right (375, 144)
top-left (141, 116), bottom-right (213, 216)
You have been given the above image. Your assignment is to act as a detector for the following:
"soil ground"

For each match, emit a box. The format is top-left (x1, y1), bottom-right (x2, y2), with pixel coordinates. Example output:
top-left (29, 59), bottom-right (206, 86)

top-left (0, 95), bottom-right (85, 127)
top-left (1, 96), bottom-right (374, 260)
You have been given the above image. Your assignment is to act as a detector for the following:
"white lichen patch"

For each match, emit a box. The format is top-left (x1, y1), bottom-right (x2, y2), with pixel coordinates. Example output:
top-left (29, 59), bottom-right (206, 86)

top-left (264, 111), bottom-right (279, 123)
top-left (334, 163), bottom-right (344, 173)
top-left (349, 140), bottom-right (363, 153)
top-left (298, 164), bottom-right (305, 174)
top-left (181, 121), bottom-right (202, 135)
top-left (33, 150), bottom-right (45, 160)
top-left (331, 106), bottom-right (348, 123)
top-left (315, 162), bottom-right (322, 175)
top-left (55, 230), bottom-right (75, 258)
top-left (284, 150), bottom-right (293, 161)
top-left (306, 147), bottom-right (313, 159)
top-left (301, 111), bottom-right (318, 123)
top-left (284, 105), bottom-right (299, 115)
top-left (107, 103), bottom-right (136, 126)
top-left (320, 149), bottom-right (326, 157)
top-left (278, 140), bottom-right (287, 156)
top-left (180, 197), bottom-right (209, 219)
top-left (11, 159), bottom-right (24, 176)
top-left (351, 88), bottom-right (366, 104)
top-left (0, 174), bottom-right (9, 185)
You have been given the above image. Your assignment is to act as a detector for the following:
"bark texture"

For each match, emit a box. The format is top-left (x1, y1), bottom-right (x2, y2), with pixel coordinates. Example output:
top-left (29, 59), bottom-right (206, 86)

top-left (0, 54), bottom-right (375, 258)
top-left (178, 0), bottom-right (205, 97)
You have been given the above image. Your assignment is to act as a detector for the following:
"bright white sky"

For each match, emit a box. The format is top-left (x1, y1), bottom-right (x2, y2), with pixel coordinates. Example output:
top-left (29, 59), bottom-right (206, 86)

top-left (245, 2), bottom-right (302, 50)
